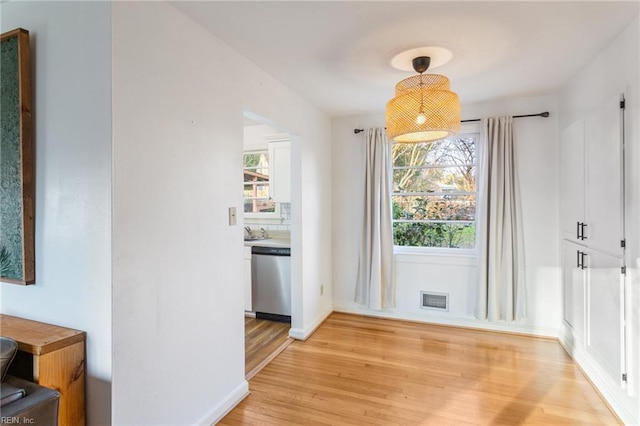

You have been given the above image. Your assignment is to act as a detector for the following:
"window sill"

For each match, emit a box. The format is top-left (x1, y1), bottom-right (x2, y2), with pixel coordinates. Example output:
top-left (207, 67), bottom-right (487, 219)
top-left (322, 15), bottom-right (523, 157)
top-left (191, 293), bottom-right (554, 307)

top-left (244, 212), bottom-right (281, 220)
top-left (394, 247), bottom-right (478, 266)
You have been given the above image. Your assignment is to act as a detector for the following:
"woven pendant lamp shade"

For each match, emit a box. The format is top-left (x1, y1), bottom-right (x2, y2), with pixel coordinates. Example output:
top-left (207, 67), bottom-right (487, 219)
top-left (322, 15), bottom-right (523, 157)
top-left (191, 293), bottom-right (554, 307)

top-left (386, 73), bottom-right (460, 143)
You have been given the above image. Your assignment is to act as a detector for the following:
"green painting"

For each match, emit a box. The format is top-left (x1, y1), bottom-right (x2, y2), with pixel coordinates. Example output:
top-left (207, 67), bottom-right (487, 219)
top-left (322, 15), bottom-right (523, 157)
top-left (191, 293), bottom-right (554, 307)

top-left (1, 28), bottom-right (34, 284)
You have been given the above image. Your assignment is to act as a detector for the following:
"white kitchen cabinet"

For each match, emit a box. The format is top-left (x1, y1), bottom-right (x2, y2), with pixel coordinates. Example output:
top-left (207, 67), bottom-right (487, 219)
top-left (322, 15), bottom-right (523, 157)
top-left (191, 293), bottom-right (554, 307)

top-left (584, 98), bottom-right (624, 257)
top-left (562, 240), bottom-right (625, 386)
top-left (268, 141), bottom-right (291, 203)
top-left (562, 240), bottom-right (586, 340)
top-left (586, 248), bottom-right (624, 384)
top-left (244, 246), bottom-right (252, 312)
top-left (560, 119), bottom-right (585, 243)
top-left (560, 94), bottom-right (624, 257)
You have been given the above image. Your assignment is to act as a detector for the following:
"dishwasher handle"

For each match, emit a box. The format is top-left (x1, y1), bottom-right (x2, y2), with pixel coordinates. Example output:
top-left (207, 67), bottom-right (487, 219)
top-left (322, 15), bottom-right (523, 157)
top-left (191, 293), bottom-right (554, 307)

top-left (251, 246), bottom-right (291, 256)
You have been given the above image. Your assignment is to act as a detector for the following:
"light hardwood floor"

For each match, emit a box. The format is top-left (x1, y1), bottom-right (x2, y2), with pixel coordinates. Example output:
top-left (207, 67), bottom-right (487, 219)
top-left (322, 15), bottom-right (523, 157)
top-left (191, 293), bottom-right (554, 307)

top-left (225, 312), bottom-right (619, 425)
top-left (245, 317), bottom-right (292, 379)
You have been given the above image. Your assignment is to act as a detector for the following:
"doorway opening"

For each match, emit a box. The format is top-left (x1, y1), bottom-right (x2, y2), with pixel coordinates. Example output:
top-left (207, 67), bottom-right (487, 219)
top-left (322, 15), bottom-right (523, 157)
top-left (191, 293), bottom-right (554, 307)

top-left (242, 111), bottom-right (295, 378)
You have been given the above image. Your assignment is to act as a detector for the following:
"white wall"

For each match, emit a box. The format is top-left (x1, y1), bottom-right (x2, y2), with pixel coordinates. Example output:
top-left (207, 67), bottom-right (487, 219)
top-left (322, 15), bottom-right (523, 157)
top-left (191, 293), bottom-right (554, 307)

top-left (243, 124), bottom-right (279, 151)
top-left (332, 95), bottom-right (561, 337)
top-left (112, 3), bottom-right (245, 424)
top-left (112, 2), bottom-right (332, 424)
top-left (558, 16), bottom-right (639, 424)
top-left (0, 2), bottom-right (112, 424)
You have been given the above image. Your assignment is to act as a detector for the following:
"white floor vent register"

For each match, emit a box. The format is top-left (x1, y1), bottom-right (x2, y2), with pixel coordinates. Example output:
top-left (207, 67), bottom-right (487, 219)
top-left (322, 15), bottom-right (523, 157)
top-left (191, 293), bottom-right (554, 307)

top-left (420, 291), bottom-right (449, 311)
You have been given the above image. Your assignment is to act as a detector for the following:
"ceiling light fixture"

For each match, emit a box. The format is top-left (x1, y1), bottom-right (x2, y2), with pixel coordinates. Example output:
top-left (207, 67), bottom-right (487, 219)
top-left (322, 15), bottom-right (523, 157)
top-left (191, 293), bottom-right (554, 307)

top-left (386, 56), bottom-right (460, 143)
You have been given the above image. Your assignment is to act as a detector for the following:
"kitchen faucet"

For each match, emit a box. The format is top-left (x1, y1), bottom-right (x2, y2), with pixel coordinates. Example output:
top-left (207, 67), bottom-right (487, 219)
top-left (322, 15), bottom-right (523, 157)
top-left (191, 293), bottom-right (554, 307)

top-left (244, 226), bottom-right (252, 238)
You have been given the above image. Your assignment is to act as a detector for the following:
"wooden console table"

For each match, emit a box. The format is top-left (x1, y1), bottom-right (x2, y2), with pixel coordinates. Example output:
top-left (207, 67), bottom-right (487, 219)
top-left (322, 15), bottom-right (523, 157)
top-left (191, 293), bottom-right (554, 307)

top-left (1, 314), bottom-right (86, 426)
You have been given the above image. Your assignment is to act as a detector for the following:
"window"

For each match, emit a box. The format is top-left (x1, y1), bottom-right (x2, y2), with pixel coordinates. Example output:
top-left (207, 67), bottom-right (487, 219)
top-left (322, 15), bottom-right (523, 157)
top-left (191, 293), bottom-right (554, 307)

top-left (392, 132), bottom-right (478, 249)
top-left (243, 151), bottom-right (277, 215)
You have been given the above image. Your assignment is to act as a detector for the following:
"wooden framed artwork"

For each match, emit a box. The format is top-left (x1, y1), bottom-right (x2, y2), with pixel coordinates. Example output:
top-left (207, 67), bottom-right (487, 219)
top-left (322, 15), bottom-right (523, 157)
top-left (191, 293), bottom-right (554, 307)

top-left (1, 28), bottom-right (34, 284)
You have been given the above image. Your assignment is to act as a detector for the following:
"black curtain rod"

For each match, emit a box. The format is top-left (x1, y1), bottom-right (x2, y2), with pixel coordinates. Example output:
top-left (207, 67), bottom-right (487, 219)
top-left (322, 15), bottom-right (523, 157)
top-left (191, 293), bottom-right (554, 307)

top-left (461, 111), bottom-right (550, 123)
top-left (353, 111), bottom-right (550, 134)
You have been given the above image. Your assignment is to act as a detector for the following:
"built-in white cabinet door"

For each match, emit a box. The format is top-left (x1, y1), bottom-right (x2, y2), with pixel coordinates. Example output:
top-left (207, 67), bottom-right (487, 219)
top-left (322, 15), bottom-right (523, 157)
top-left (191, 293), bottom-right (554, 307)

top-left (562, 240), bottom-right (586, 340)
top-left (585, 95), bottom-right (624, 257)
top-left (559, 92), bottom-right (628, 400)
top-left (586, 248), bottom-right (625, 386)
top-left (269, 141), bottom-right (291, 203)
top-left (561, 119), bottom-right (586, 242)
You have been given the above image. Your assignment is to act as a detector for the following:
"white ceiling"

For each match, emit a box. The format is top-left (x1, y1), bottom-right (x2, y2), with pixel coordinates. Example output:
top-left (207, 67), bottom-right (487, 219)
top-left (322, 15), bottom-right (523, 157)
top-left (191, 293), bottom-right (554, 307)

top-left (172, 1), bottom-right (639, 118)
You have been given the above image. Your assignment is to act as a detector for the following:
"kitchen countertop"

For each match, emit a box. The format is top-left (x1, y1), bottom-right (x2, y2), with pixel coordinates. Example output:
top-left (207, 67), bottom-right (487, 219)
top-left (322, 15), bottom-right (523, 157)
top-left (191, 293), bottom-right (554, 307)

top-left (244, 238), bottom-right (291, 248)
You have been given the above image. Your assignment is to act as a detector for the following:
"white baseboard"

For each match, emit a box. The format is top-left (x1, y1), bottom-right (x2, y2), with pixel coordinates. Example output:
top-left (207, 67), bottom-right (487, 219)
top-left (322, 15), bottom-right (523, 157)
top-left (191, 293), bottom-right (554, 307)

top-left (289, 308), bottom-right (333, 340)
top-left (559, 324), bottom-right (639, 425)
top-left (333, 304), bottom-right (558, 338)
top-left (197, 380), bottom-right (249, 426)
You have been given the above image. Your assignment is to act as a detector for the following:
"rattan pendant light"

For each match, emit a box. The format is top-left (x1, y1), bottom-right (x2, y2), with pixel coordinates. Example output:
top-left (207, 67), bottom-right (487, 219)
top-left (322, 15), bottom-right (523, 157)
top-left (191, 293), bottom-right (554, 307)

top-left (386, 56), bottom-right (460, 143)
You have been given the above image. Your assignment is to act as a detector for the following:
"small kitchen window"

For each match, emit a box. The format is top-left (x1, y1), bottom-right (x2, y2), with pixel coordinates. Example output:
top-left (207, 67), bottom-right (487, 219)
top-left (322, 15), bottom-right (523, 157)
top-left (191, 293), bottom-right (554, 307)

top-left (243, 150), bottom-right (280, 218)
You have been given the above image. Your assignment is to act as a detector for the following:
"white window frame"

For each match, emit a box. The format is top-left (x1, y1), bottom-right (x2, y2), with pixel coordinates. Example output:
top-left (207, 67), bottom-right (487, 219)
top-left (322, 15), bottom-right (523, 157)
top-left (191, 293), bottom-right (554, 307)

top-left (243, 149), bottom-right (281, 219)
top-left (392, 122), bottom-right (481, 255)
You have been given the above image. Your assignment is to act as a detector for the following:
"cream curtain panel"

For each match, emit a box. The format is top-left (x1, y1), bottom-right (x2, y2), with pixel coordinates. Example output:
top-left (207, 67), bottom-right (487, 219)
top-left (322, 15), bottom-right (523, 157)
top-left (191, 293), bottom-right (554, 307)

top-left (355, 128), bottom-right (395, 309)
top-left (477, 116), bottom-right (527, 321)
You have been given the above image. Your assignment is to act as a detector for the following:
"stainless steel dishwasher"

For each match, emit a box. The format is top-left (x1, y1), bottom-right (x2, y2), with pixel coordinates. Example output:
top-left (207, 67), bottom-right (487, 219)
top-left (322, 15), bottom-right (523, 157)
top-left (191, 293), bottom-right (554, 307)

top-left (251, 245), bottom-right (291, 322)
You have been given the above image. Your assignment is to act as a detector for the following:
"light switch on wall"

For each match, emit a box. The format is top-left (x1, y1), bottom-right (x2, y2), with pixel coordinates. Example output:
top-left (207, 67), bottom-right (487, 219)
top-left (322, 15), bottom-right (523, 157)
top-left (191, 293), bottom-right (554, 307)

top-left (228, 207), bottom-right (237, 226)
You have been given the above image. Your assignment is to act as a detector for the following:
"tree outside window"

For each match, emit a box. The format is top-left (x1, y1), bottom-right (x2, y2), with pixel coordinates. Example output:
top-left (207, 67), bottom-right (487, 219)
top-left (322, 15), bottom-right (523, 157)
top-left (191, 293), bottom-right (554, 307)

top-left (392, 134), bottom-right (478, 249)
